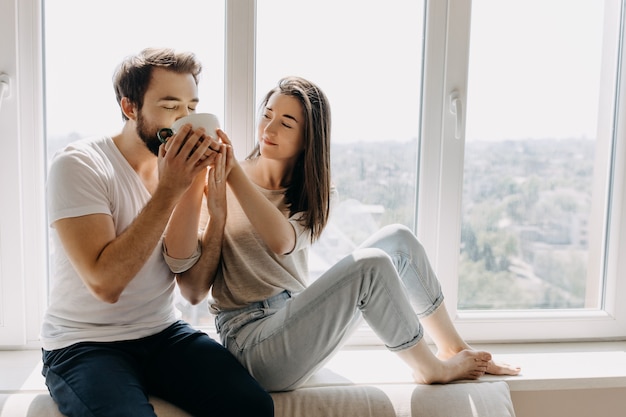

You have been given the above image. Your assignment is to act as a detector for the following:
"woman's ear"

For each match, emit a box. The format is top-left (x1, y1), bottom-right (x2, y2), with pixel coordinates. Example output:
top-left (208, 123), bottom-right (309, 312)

top-left (120, 97), bottom-right (138, 121)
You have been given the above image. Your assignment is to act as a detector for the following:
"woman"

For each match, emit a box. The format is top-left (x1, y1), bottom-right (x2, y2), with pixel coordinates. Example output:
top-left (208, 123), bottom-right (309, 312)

top-left (164, 76), bottom-right (520, 392)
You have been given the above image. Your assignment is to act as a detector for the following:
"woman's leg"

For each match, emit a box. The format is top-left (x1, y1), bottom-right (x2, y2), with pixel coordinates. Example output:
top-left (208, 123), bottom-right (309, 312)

top-left (221, 247), bottom-right (420, 391)
top-left (420, 302), bottom-right (521, 375)
top-left (220, 246), bottom-right (491, 391)
top-left (360, 224), bottom-right (520, 377)
top-left (357, 224), bottom-right (443, 315)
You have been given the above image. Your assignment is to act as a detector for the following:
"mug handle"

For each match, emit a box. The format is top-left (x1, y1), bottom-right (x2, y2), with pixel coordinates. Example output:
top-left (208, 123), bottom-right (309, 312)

top-left (157, 128), bottom-right (174, 144)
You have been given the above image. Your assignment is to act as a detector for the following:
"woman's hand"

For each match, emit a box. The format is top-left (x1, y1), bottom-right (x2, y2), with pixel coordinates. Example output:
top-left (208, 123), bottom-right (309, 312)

top-left (215, 129), bottom-right (238, 179)
top-left (205, 142), bottom-right (228, 220)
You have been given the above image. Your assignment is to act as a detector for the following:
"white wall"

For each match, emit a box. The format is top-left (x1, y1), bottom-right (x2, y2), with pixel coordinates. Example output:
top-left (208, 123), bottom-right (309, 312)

top-left (511, 388), bottom-right (626, 417)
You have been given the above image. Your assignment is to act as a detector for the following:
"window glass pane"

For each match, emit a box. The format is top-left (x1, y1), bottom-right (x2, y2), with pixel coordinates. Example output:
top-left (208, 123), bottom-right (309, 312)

top-left (44, 0), bottom-right (225, 153)
top-left (43, 0), bottom-right (225, 325)
top-left (256, 0), bottom-right (425, 279)
top-left (459, 0), bottom-right (616, 310)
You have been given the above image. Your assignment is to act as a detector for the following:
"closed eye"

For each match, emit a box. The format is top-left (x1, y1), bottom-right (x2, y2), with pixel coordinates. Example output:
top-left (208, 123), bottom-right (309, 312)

top-left (162, 105), bottom-right (197, 112)
top-left (160, 97), bottom-right (199, 111)
top-left (263, 108), bottom-right (295, 128)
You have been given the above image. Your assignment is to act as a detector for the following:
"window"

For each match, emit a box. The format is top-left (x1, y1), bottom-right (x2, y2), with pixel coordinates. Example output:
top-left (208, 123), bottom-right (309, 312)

top-left (43, 0), bottom-right (225, 152)
top-left (1, 0), bottom-right (625, 348)
top-left (422, 0), bottom-right (626, 341)
top-left (256, 0), bottom-right (425, 279)
top-left (459, 0), bottom-right (610, 312)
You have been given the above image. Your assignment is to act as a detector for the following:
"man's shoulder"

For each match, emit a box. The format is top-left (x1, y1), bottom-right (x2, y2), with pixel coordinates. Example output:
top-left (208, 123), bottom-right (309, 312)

top-left (54, 136), bottom-right (111, 156)
top-left (50, 136), bottom-right (114, 167)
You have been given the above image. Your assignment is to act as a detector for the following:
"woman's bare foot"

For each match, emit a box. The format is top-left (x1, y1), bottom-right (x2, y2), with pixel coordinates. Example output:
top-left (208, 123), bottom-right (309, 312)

top-left (437, 348), bottom-right (521, 376)
top-left (486, 359), bottom-right (521, 375)
top-left (411, 349), bottom-right (491, 384)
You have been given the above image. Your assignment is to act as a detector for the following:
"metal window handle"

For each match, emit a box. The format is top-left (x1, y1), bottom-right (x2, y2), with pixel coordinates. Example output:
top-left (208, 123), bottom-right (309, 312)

top-left (0, 73), bottom-right (11, 113)
top-left (449, 91), bottom-right (463, 140)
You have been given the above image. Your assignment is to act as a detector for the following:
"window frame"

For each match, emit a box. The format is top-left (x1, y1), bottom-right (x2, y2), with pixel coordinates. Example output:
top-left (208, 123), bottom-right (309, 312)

top-left (0, 0), bottom-right (47, 347)
top-left (420, 0), bottom-right (626, 342)
top-left (1, 0), bottom-right (625, 348)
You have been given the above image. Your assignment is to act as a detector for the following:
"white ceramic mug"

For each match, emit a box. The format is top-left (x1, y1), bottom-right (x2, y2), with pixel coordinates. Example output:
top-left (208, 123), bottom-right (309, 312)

top-left (172, 113), bottom-right (220, 138)
top-left (158, 113), bottom-right (220, 143)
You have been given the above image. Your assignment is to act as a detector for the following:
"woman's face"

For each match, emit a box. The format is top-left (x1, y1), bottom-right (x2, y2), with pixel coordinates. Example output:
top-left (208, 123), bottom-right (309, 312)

top-left (257, 92), bottom-right (305, 163)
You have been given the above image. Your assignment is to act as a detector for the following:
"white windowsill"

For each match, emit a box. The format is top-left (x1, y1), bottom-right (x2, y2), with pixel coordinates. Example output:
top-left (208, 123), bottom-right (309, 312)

top-left (474, 340), bottom-right (626, 391)
top-left (307, 340), bottom-right (626, 392)
top-left (1, 341), bottom-right (625, 395)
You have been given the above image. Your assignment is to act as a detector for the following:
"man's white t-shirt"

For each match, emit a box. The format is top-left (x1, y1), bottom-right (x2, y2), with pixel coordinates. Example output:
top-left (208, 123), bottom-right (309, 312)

top-left (41, 136), bottom-right (178, 351)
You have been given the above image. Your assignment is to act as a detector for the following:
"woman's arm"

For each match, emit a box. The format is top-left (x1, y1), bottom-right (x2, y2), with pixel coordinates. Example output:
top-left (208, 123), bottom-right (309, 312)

top-left (219, 131), bottom-right (297, 255)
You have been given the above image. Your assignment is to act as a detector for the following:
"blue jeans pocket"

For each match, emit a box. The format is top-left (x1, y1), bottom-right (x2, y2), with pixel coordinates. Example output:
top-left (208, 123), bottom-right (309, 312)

top-left (220, 309), bottom-right (266, 351)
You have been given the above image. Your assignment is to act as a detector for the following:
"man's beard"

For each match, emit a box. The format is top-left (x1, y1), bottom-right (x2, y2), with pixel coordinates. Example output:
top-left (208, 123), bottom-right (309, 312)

top-left (136, 112), bottom-right (162, 156)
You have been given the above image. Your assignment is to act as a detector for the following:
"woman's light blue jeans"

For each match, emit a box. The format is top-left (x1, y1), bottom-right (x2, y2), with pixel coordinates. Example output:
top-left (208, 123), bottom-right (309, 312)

top-left (215, 224), bottom-right (443, 392)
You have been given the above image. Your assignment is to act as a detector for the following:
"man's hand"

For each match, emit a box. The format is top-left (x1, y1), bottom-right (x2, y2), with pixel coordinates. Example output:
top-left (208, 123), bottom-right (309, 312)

top-left (157, 125), bottom-right (217, 199)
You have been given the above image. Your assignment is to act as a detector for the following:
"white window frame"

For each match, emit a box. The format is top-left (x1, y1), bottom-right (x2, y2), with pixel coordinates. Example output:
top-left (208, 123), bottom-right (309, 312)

top-left (0, 0), bottom-right (47, 348)
top-left (1, 0), bottom-right (624, 348)
top-left (418, 0), bottom-right (626, 342)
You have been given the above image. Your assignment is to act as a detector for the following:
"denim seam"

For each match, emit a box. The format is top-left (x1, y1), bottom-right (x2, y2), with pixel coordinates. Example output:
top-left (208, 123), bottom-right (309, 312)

top-left (391, 248), bottom-right (443, 317)
top-left (378, 265), bottom-right (424, 351)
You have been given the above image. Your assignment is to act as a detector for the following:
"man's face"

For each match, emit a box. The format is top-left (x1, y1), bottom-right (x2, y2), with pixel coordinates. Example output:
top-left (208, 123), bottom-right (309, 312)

top-left (135, 67), bottom-right (200, 156)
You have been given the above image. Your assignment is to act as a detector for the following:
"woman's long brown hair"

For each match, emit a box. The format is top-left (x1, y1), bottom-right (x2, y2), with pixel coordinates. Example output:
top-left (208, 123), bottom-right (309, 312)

top-left (247, 76), bottom-right (332, 242)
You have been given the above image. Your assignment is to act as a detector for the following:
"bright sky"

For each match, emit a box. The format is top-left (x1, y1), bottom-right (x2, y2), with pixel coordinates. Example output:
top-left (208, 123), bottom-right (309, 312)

top-left (465, 0), bottom-right (606, 141)
top-left (44, 0), bottom-right (607, 145)
top-left (43, 0), bottom-right (225, 139)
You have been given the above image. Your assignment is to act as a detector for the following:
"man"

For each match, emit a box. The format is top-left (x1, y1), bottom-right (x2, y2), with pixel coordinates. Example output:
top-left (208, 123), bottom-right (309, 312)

top-left (41, 48), bottom-right (273, 417)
